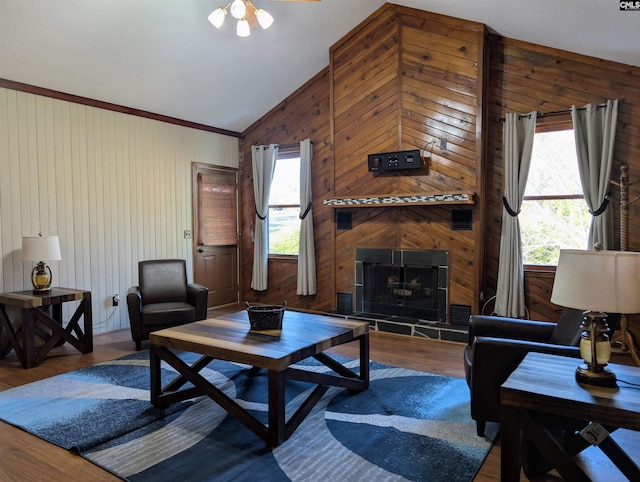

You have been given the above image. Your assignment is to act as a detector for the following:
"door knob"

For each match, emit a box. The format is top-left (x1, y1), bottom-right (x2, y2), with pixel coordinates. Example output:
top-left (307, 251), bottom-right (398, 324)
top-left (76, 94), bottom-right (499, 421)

top-left (198, 248), bottom-right (204, 253)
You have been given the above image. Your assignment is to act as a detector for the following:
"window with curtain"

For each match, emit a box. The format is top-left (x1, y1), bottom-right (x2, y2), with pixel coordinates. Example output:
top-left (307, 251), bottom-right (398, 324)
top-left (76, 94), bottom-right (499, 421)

top-left (197, 170), bottom-right (238, 246)
top-left (520, 123), bottom-right (590, 266)
top-left (268, 146), bottom-right (301, 256)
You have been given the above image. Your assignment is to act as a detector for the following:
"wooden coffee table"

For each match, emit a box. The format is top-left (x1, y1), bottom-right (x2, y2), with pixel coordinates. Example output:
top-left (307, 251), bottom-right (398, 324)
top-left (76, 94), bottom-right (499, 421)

top-left (149, 310), bottom-right (369, 447)
top-left (501, 352), bottom-right (640, 481)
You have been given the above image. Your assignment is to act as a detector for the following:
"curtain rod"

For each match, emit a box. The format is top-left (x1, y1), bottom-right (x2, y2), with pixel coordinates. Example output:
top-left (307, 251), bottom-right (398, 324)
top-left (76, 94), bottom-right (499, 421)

top-left (278, 141), bottom-right (313, 149)
top-left (498, 102), bottom-right (609, 122)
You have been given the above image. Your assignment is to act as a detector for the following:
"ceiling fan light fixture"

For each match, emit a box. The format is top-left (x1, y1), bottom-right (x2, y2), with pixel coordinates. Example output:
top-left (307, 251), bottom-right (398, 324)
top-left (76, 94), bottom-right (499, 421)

top-left (237, 18), bottom-right (251, 37)
top-left (255, 8), bottom-right (274, 29)
top-left (230, 0), bottom-right (247, 19)
top-left (210, 0), bottom-right (280, 37)
top-left (208, 6), bottom-right (227, 29)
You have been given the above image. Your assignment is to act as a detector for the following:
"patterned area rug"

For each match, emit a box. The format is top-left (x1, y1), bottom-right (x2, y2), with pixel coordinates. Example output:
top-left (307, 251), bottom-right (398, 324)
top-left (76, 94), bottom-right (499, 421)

top-left (0, 351), bottom-right (497, 481)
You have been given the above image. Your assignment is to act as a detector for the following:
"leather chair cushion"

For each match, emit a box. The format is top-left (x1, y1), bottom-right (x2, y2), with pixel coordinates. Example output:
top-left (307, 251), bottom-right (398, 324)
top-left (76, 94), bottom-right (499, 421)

top-left (547, 308), bottom-right (584, 345)
top-left (141, 302), bottom-right (196, 327)
top-left (548, 309), bottom-right (621, 346)
top-left (139, 259), bottom-right (188, 305)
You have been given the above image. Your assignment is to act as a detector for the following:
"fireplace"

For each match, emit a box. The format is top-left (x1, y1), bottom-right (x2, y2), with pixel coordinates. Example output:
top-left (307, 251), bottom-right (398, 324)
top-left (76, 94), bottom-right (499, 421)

top-left (355, 248), bottom-right (447, 323)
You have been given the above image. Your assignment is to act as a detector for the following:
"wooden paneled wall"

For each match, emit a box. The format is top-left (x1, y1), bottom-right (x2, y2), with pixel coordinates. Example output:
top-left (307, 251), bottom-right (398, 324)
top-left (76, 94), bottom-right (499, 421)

top-left (242, 2), bottom-right (640, 340)
top-left (331, 6), bottom-right (486, 315)
top-left (240, 4), bottom-right (487, 317)
top-left (483, 37), bottom-right (640, 334)
top-left (0, 87), bottom-right (239, 335)
top-left (240, 69), bottom-right (334, 311)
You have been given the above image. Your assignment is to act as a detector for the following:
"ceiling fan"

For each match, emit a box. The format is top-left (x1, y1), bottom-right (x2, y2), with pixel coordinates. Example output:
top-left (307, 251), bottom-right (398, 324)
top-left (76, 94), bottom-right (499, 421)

top-left (209, 0), bottom-right (321, 37)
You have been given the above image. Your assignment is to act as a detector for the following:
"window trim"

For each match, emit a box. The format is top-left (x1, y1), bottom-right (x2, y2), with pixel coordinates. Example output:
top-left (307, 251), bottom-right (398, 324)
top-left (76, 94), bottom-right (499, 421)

top-left (267, 148), bottom-right (301, 258)
top-left (522, 118), bottom-right (586, 270)
top-left (523, 194), bottom-right (584, 202)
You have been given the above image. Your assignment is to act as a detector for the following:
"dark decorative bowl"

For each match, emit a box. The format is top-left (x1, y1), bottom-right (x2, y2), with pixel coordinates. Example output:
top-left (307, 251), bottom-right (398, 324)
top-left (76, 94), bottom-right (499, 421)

top-left (246, 301), bottom-right (287, 331)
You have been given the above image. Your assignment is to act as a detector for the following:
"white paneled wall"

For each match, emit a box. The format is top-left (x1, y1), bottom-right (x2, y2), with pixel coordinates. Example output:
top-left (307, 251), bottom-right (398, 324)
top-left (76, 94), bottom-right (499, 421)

top-left (0, 87), bottom-right (239, 335)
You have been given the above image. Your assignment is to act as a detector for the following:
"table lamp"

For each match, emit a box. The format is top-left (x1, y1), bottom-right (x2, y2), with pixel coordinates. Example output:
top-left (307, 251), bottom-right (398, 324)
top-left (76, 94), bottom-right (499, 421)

top-left (551, 248), bottom-right (640, 388)
top-left (22, 235), bottom-right (62, 293)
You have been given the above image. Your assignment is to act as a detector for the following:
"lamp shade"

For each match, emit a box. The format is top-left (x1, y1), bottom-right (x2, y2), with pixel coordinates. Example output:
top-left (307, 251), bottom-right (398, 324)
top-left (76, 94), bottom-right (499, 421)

top-left (22, 236), bottom-right (62, 262)
top-left (208, 7), bottom-right (226, 28)
top-left (236, 19), bottom-right (250, 37)
top-left (255, 8), bottom-right (274, 29)
top-left (551, 249), bottom-right (640, 314)
top-left (230, 0), bottom-right (246, 19)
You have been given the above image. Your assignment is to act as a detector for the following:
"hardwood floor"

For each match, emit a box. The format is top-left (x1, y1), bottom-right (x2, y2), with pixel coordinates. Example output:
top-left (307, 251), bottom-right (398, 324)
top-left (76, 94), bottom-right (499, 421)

top-left (0, 306), bottom-right (637, 481)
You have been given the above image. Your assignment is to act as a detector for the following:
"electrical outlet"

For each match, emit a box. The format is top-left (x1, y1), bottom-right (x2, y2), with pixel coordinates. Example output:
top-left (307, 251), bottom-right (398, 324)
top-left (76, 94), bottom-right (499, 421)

top-left (428, 137), bottom-right (447, 150)
top-left (184, 229), bottom-right (192, 239)
top-left (112, 294), bottom-right (119, 307)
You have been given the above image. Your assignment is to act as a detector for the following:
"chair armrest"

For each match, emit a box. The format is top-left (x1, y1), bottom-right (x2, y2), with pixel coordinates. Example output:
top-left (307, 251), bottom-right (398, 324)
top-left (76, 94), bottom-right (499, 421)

top-left (187, 283), bottom-right (209, 320)
top-left (473, 336), bottom-right (581, 366)
top-left (127, 286), bottom-right (141, 310)
top-left (126, 286), bottom-right (143, 339)
top-left (469, 336), bottom-right (581, 399)
top-left (468, 315), bottom-right (556, 345)
top-left (466, 337), bottom-right (581, 424)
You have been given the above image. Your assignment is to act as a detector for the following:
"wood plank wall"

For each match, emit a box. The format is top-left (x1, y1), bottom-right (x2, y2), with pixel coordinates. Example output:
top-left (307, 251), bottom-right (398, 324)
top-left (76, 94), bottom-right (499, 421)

top-left (240, 70), bottom-right (334, 311)
top-left (483, 37), bottom-right (640, 336)
top-left (240, 2), bottom-right (640, 340)
top-left (240, 4), bottom-right (487, 318)
top-left (0, 87), bottom-right (239, 336)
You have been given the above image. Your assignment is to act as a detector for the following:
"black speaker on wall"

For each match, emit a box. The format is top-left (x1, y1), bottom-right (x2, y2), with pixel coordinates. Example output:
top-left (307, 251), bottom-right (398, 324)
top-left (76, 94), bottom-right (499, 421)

top-left (336, 211), bottom-right (353, 230)
top-left (450, 304), bottom-right (472, 325)
top-left (336, 292), bottom-right (353, 314)
top-left (451, 209), bottom-right (473, 230)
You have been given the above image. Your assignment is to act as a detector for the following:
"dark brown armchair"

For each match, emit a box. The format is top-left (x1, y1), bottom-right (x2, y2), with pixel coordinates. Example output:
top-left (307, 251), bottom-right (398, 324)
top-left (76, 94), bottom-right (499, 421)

top-left (127, 259), bottom-right (208, 350)
top-left (463, 308), bottom-right (589, 437)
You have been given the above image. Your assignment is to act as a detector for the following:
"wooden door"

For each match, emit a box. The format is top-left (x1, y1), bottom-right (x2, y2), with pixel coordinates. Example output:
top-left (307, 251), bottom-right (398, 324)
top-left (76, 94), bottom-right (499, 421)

top-left (193, 165), bottom-right (239, 307)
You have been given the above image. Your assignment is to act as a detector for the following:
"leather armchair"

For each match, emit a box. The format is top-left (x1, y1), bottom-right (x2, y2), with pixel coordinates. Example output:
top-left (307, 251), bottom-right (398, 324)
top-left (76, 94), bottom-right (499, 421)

top-left (463, 308), bottom-right (589, 437)
top-left (127, 259), bottom-right (208, 350)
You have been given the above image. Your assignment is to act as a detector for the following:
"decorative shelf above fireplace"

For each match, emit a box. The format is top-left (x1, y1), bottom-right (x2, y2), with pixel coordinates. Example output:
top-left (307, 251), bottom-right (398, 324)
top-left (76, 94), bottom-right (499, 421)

top-left (323, 192), bottom-right (474, 208)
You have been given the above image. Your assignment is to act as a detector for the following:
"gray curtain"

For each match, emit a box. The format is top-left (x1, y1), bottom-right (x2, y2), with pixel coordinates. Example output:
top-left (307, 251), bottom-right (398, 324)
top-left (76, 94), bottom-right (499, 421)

top-left (495, 111), bottom-right (537, 318)
top-left (571, 100), bottom-right (618, 250)
top-left (251, 144), bottom-right (278, 291)
top-left (297, 139), bottom-right (316, 295)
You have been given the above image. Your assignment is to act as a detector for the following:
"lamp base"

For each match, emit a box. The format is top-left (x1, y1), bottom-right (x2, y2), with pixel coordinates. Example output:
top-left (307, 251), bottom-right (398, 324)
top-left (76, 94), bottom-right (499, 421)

top-left (31, 262), bottom-right (53, 294)
top-left (31, 287), bottom-right (52, 294)
top-left (575, 365), bottom-right (617, 388)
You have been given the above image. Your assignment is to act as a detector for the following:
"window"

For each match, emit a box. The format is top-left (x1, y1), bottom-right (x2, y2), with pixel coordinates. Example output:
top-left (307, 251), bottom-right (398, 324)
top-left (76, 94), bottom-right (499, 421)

top-left (197, 168), bottom-right (238, 246)
top-left (520, 126), bottom-right (590, 266)
top-left (268, 150), bottom-right (300, 256)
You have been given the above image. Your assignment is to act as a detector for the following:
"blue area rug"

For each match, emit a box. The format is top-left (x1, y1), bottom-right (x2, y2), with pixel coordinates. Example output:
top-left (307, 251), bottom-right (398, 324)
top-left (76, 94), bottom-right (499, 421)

top-left (0, 351), bottom-right (497, 481)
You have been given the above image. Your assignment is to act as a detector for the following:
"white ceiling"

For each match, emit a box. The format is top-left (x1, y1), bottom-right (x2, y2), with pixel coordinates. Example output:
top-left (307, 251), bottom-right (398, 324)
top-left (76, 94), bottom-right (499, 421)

top-left (1, 0), bottom-right (639, 133)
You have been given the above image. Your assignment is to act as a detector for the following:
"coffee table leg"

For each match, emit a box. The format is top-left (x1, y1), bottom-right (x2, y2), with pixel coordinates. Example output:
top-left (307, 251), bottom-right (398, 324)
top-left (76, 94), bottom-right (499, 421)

top-left (501, 405), bottom-right (521, 481)
top-left (268, 370), bottom-right (286, 447)
top-left (360, 332), bottom-right (370, 387)
top-left (149, 344), bottom-right (161, 406)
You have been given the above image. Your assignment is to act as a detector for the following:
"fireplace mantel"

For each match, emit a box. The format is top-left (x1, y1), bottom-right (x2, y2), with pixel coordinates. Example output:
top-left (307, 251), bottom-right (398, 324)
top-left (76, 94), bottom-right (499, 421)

top-left (323, 192), bottom-right (474, 208)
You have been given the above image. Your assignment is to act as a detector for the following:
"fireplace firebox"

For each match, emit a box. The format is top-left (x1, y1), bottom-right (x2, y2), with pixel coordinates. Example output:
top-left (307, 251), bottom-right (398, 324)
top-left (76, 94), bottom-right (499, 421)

top-left (355, 248), bottom-right (447, 323)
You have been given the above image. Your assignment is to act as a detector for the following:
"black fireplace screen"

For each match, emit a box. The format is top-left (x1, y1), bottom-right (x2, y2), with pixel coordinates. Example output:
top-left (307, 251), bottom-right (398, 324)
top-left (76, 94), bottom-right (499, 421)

top-left (355, 249), bottom-right (447, 322)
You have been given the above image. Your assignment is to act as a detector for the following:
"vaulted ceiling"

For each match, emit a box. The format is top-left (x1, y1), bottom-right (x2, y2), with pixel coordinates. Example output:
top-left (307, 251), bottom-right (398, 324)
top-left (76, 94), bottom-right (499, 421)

top-left (1, 1), bottom-right (638, 133)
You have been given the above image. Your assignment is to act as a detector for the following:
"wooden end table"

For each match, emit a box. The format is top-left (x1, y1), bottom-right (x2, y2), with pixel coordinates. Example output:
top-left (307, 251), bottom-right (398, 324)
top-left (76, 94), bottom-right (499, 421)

top-left (501, 352), bottom-right (640, 481)
top-left (149, 310), bottom-right (369, 447)
top-left (0, 288), bottom-right (93, 368)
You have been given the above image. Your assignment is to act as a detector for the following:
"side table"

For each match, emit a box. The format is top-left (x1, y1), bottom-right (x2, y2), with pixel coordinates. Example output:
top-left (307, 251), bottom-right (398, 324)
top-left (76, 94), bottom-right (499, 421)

top-left (0, 288), bottom-right (93, 368)
top-left (500, 352), bottom-right (640, 481)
